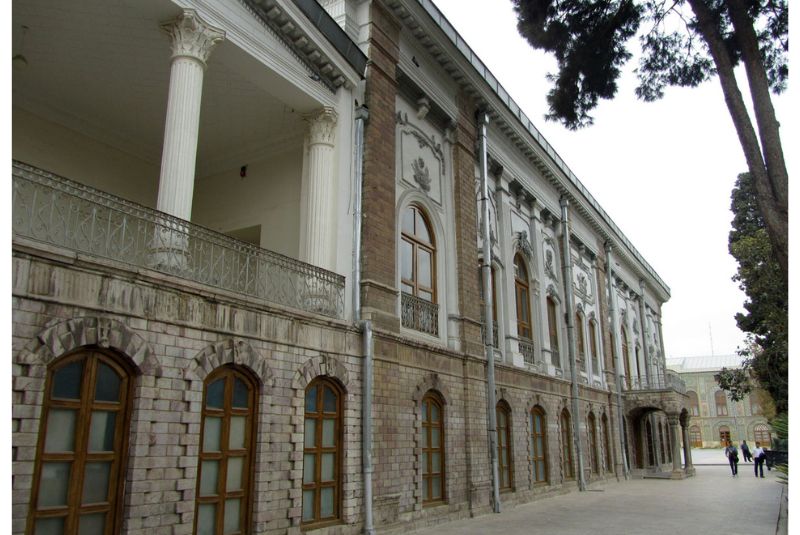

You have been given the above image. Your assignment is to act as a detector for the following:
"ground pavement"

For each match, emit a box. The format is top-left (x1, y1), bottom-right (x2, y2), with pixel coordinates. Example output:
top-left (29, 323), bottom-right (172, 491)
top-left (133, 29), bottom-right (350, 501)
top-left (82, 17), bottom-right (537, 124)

top-left (410, 456), bottom-right (784, 535)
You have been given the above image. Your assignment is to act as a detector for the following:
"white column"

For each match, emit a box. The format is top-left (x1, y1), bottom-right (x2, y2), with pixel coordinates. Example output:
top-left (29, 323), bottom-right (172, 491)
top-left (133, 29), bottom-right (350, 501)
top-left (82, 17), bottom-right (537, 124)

top-left (301, 107), bottom-right (338, 269)
top-left (157, 10), bottom-right (224, 220)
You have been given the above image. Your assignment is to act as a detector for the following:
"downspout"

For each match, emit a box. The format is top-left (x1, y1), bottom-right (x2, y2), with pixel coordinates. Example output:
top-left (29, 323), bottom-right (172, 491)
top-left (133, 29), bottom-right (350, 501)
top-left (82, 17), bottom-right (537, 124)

top-left (605, 242), bottom-right (630, 479)
top-left (559, 197), bottom-right (586, 491)
top-left (352, 105), bottom-right (375, 535)
top-left (478, 111), bottom-right (501, 513)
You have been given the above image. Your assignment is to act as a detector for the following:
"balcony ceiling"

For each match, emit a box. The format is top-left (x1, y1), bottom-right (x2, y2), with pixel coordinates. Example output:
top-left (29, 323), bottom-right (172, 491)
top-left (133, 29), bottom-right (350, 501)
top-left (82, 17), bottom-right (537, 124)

top-left (12, 0), bottom-right (313, 176)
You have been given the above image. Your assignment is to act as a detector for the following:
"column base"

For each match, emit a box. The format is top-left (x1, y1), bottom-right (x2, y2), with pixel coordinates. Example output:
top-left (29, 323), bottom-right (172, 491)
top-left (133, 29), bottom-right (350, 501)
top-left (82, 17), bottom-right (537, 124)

top-left (670, 470), bottom-right (686, 480)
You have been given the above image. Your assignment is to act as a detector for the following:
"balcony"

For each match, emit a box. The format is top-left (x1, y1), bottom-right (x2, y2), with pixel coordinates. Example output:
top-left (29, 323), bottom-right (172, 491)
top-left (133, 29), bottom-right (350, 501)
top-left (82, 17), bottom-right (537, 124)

top-left (625, 371), bottom-right (686, 394)
top-left (12, 161), bottom-right (345, 319)
top-left (401, 292), bottom-right (439, 336)
top-left (519, 338), bottom-right (535, 365)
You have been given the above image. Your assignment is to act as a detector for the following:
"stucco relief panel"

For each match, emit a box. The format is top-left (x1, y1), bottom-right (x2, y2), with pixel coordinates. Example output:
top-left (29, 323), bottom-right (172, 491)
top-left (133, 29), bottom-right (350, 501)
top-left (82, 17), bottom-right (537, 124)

top-left (396, 111), bottom-right (444, 206)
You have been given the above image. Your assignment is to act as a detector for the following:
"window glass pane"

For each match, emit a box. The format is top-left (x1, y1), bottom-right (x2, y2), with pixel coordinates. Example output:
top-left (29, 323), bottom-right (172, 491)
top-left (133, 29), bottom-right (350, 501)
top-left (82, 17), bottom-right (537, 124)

top-left (401, 282), bottom-right (414, 294)
top-left (320, 487), bottom-right (334, 518)
top-left (322, 419), bottom-right (335, 448)
top-left (422, 479), bottom-right (429, 501)
top-left (536, 436), bottom-right (544, 455)
top-left (203, 417), bottom-right (222, 452)
top-left (94, 362), bottom-right (121, 402)
top-left (421, 427), bottom-right (428, 449)
top-left (415, 211), bottom-right (431, 244)
top-left (402, 207), bottom-right (414, 235)
top-left (304, 419), bottom-right (316, 448)
top-left (34, 517), bottom-right (64, 535)
top-left (536, 461), bottom-right (545, 482)
top-left (431, 476), bottom-right (442, 499)
top-left (224, 499), bottom-right (241, 534)
top-left (232, 377), bottom-right (249, 409)
top-left (226, 457), bottom-right (243, 492)
top-left (200, 460), bottom-right (219, 496)
top-left (44, 409), bottom-right (77, 452)
top-left (431, 427), bottom-right (440, 449)
top-left (401, 240), bottom-right (413, 281)
top-left (497, 409), bottom-right (506, 429)
top-left (197, 504), bottom-right (216, 535)
top-left (323, 386), bottom-right (337, 413)
top-left (432, 452), bottom-right (441, 473)
top-left (535, 413), bottom-right (542, 433)
top-left (500, 468), bottom-right (507, 488)
top-left (38, 462), bottom-right (71, 507)
top-left (305, 386), bottom-right (317, 413)
top-left (418, 249), bottom-right (432, 287)
top-left (206, 379), bottom-right (225, 409)
top-left (52, 360), bottom-right (83, 400)
top-left (78, 513), bottom-right (105, 535)
top-left (82, 462), bottom-right (111, 504)
top-left (430, 402), bottom-right (439, 422)
top-left (321, 453), bottom-right (335, 481)
top-left (302, 490), bottom-right (315, 521)
top-left (88, 411), bottom-right (116, 452)
top-left (501, 447), bottom-right (508, 466)
top-left (229, 416), bottom-right (246, 450)
top-left (419, 290), bottom-right (433, 302)
top-left (303, 454), bottom-right (316, 484)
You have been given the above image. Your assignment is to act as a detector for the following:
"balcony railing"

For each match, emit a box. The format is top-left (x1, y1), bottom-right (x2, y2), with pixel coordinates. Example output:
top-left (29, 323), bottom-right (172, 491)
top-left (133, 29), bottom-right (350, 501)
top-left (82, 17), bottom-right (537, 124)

top-left (12, 160), bottom-right (345, 319)
top-left (519, 338), bottom-right (535, 365)
top-left (401, 292), bottom-right (439, 336)
top-left (625, 371), bottom-right (687, 394)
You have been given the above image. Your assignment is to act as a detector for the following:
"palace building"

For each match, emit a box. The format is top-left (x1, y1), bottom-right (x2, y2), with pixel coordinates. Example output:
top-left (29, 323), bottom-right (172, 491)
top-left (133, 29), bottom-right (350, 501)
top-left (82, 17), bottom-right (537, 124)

top-left (12, 1), bottom-right (694, 534)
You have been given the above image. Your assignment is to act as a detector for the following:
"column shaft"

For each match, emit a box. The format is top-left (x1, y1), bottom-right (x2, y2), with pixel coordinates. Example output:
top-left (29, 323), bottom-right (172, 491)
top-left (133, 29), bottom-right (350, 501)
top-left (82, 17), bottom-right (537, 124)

top-left (302, 108), bottom-right (337, 269)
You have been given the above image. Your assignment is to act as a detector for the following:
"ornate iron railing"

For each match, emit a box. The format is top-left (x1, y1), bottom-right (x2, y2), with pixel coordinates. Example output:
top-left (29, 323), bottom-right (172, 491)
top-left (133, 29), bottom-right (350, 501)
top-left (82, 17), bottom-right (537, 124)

top-left (626, 371), bottom-right (687, 394)
top-left (12, 160), bottom-right (345, 318)
top-left (519, 338), bottom-right (535, 365)
top-left (401, 292), bottom-right (439, 336)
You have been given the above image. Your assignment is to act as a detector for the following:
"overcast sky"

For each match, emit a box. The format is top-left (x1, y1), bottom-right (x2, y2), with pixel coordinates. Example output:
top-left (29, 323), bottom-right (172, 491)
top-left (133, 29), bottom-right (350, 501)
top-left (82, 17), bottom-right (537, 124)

top-left (432, 0), bottom-right (792, 358)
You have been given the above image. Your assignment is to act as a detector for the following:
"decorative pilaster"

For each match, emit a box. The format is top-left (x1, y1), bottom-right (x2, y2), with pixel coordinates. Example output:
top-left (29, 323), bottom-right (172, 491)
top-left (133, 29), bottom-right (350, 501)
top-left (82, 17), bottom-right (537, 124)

top-left (150, 10), bottom-right (223, 271)
top-left (638, 280), bottom-right (651, 384)
top-left (301, 107), bottom-right (338, 270)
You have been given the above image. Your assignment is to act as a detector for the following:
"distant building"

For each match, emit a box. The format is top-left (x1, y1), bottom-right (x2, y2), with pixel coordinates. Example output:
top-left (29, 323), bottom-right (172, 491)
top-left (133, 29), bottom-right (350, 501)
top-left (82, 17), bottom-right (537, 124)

top-left (666, 355), bottom-right (771, 448)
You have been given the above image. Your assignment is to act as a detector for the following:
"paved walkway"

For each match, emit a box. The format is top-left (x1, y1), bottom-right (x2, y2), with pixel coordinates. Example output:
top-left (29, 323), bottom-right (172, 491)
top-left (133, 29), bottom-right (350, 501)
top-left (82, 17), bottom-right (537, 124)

top-left (411, 464), bottom-right (784, 535)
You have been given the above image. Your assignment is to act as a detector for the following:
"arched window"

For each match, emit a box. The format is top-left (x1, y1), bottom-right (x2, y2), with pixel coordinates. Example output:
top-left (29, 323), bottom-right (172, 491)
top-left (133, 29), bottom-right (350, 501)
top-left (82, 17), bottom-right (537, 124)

top-left (576, 312), bottom-right (586, 372)
top-left (588, 320), bottom-right (599, 376)
top-left (601, 414), bottom-right (613, 471)
top-left (401, 205), bottom-right (437, 335)
top-left (621, 330), bottom-right (631, 389)
top-left (197, 366), bottom-right (258, 535)
top-left (496, 401), bottom-right (513, 490)
top-left (719, 425), bottom-right (731, 446)
top-left (749, 395), bottom-right (762, 416)
top-left (587, 412), bottom-right (599, 474)
top-left (514, 255), bottom-right (533, 340)
top-left (715, 390), bottom-right (728, 416)
top-left (754, 424), bottom-right (771, 447)
top-left (531, 406), bottom-right (548, 484)
top-left (560, 409), bottom-right (574, 480)
top-left (634, 346), bottom-right (642, 385)
top-left (421, 392), bottom-right (445, 504)
top-left (547, 297), bottom-right (560, 367)
top-left (687, 391), bottom-right (700, 416)
top-left (29, 350), bottom-right (133, 535)
top-left (303, 378), bottom-right (343, 525)
top-left (689, 426), bottom-right (703, 448)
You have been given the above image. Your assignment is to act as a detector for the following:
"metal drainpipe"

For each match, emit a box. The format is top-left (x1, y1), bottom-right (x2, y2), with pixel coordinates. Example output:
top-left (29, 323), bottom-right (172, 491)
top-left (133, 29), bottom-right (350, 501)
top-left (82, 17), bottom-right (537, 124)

top-left (478, 111), bottom-right (501, 513)
top-left (604, 242), bottom-right (630, 479)
top-left (352, 105), bottom-right (375, 535)
top-left (559, 197), bottom-right (586, 491)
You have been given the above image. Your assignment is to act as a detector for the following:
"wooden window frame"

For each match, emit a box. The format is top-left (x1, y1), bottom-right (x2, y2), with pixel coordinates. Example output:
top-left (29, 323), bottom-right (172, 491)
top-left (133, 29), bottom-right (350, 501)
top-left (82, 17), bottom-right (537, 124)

top-left (514, 255), bottom-right (532, 340)
top-left (753, 424), bottom-right (771, 447)
top-left (560, 409), bottom-right (574, 480)
top-left (401, 205), bottom-right (437, 303)
top-left (421, 392), bottom-right (445, 505)
top-left (496, 401), bottom-right (513, 491)
top-left (719, 426), bottom-right (731, 446)
top-left (302, 378), bottom-right (343, 527)
top-left (196, 365), bottom-right (258, 535)
top-left (689, 426), bottom-right (703, 448)
top-left (547, 297), bottom-right (560, 367)
top-left (715, 391), bottom-right (729, 416)
top-left (587, 413), bottom-right (599, 474)
top-left (588, 320), bottom-right (599, 376)
top-left (602, 414), bottom-right (613, 471)
top-left (28, 349), bottom-right (134, 535)
top-left (531, 407), bottom-right (549, 484)
top-left (576, 312), bottom-right (586, 372)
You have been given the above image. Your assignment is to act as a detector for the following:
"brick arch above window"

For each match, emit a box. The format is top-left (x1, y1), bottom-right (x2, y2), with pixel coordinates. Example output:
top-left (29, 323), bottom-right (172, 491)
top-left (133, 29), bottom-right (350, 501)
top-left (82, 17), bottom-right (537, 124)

top-left (412, 373), bottom-right (450, 405)
top-left (188, 338), bottom-right (273, 388)
top-left (18, 316), bottom-right (156, 374)
top-left (292, 354), bottom-right (350, 392)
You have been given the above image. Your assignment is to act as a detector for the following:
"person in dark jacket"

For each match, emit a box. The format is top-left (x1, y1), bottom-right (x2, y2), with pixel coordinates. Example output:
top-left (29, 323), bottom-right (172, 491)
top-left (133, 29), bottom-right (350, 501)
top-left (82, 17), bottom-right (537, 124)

top-left (725, 442), bottom-right (739, 476)
top-left (741, 440), bottom-right (752, 462)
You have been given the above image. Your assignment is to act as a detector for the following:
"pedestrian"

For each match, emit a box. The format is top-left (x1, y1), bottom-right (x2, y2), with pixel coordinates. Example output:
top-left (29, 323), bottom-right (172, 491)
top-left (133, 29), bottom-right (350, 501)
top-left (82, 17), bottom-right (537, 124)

top-left (753, 442), bottom-right (766, 478)
top-left (725, 441), bottom-right (739, 476)
top-left (741, 440), bottom-right (752, 462)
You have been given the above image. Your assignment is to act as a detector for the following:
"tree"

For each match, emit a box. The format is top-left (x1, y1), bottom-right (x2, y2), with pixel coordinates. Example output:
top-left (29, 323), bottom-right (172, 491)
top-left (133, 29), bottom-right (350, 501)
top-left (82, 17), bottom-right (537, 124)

top-left (512, 0), bottom-right (788, 281)
top-left (726, 172), bottom-right (787, 413)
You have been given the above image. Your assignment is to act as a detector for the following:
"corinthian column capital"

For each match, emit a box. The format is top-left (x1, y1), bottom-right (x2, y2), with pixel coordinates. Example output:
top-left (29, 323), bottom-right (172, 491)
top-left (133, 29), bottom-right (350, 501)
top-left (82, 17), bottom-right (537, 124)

top-left (306, 107), bottom-right (338, 146)
top-left (161, 10), bottom-right (225, 67)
